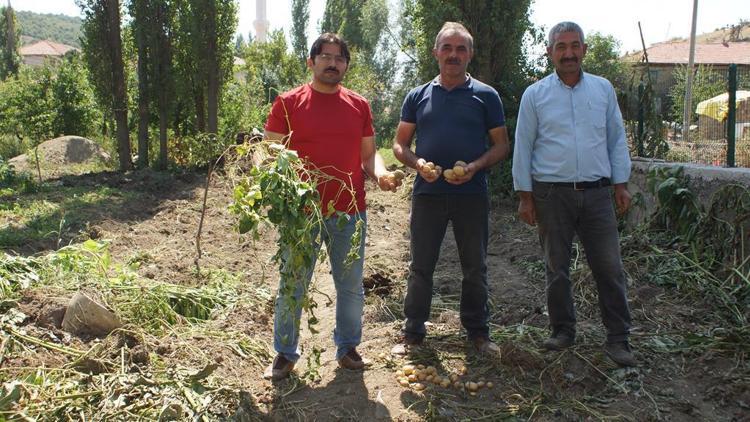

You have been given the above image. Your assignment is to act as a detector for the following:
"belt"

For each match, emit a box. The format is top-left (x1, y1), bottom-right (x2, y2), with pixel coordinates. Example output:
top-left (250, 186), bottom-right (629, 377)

top-left (543, 178), bottom-right (611, 191)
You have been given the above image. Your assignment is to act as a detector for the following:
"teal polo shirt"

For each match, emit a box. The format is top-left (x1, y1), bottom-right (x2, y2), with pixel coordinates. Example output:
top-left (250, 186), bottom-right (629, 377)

top-left (400, 76), bottom-right (505, 195)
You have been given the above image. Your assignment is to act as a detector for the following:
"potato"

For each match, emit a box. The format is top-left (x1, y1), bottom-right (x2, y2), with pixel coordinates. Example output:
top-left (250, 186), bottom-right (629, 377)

top-left (452, 165), bottom-right (465, 177)
top-left (393, 169), bottom-right (406, 180)
top-left (425, 375), bottom-right (433, 383)
top-left (398, 378), bottom-right (410, 387)
top-left (443, 169), bottom-right (455, 180)
top-left (440, 379), bottom-right (451, 388)
top-left (423, 162), bottom-right (435, 171)
top-left (402, 365), bottom-right (415, 375)
top-left (407, 374), bottom-right (417, 383)
top-left (396, 370), bottom-right (404, 377)
top-left (477, 381), bottom-right (485, 388)
top-left (486, 381), bottom-right (494, 389)
top-left (453, 381), bottom-right (463, 389)
top-left (466, 381), bottom-right (478, 392)
top-left (413, 383), bottom-right (426, 391)
top-left (455, 160), bottom-right (467, 167)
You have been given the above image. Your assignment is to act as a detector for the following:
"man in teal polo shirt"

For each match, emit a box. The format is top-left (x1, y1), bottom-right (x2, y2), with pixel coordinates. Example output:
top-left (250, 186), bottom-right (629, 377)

top-left (512, 21), bottom-right (636, 366)
top-left (392, 21), bottom-right (510, 355)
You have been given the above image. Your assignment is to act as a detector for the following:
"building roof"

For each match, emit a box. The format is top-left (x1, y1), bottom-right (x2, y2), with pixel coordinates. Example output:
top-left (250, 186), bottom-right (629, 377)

top-left (19, 40), bottom-right (78, 57)
top-left (625, 41), bottom-right (750, 65)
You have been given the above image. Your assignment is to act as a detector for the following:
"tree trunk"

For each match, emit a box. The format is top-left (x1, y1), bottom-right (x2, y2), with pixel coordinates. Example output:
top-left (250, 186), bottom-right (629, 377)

top-left (106, 0), bottom-right (132, 171)
top-left (194, 89), bottom-right (206, 132)
top-left (136, 15), bottom-right (150, 169)
top-left (206, 1), bottom-right (219, 135)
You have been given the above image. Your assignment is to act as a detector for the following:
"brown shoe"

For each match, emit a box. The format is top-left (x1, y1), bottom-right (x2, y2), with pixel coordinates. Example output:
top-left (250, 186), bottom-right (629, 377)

top-left (604, 342), bottom-right (637, 367)
top-left (263, 354), bottom-right (295, 380)
top-left (338, 348), bottom-right (368, 370)
top-left (391, 334), bottom-right (423, 355)
top-left (471, 337), bottom-right (501, 355)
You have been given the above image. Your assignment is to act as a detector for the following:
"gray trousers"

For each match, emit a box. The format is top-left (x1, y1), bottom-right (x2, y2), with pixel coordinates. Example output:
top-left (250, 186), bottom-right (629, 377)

top-left (533, 181), bottom-right (631, 343)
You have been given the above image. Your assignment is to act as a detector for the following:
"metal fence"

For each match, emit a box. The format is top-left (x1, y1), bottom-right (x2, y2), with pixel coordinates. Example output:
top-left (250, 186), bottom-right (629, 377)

top-left (623, 64), bottom-right (750, 168)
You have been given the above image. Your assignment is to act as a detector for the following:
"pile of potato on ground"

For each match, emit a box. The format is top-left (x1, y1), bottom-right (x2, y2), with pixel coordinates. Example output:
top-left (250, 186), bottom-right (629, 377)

top-left (394, 363), bottom-right (493, 395)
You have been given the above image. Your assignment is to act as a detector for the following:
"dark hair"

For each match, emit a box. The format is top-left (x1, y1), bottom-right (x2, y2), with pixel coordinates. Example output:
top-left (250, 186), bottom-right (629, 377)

top-left (309, 32), bottom-right (351, 64)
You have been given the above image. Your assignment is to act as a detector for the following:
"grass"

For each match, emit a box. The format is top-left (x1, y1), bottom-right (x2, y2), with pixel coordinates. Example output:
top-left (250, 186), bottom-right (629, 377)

top-left (0, 185), bottom-right (135, 249)
top-left (378, 146), bottom-right (400, 169)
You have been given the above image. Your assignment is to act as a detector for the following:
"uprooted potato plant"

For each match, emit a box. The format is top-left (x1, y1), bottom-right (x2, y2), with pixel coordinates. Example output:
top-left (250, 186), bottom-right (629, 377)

top-left (0, 238), bottom-right (274, 420)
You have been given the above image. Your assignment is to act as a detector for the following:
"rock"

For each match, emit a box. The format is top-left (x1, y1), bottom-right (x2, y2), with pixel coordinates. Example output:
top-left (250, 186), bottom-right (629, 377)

top-left (62, 291), bottom-right (122, 337)
top-left (8, 136), bottom-right (110, 173)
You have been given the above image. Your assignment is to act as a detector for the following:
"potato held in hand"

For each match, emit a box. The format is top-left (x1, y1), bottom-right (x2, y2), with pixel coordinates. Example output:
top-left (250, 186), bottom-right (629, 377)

top-left (419, 161), bottom-right (439, 179)
top-left (453, 160), bottom-right (468, 177)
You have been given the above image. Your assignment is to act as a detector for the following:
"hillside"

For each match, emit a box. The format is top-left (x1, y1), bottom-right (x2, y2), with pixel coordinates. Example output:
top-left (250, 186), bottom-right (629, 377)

top-left (16, 10), bottom-right (82, 48)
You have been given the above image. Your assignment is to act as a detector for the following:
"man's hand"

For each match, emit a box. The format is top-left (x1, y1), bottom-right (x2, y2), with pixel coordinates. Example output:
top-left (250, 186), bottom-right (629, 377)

top-left (376, 171), bottom-right (403, 192)
top-left (517, 192), bottom-right (536, 226)
top-left (445, 161), bottom-right (477, 185)
top-left (416, 158), bottom-right (441, 183)
top-left (614, 184), bottom-right (632, 215)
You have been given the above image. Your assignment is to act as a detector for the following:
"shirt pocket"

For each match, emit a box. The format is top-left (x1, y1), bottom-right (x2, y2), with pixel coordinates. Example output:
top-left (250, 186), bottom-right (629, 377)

top-left (588, 103), bottom-right (607, 138)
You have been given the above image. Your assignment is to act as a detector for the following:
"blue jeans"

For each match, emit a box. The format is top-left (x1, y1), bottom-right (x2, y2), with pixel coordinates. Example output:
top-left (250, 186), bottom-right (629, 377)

top-left (273, 213), bottom-right (366, 362)
top-left (403, 194), bottom-right (490, 340)
top-left (533, 181), bottom-right (631, 343)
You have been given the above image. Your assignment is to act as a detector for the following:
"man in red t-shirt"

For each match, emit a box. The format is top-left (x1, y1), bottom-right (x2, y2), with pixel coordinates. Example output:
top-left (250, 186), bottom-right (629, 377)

top-left (262, 33), bottom-right (401, 381)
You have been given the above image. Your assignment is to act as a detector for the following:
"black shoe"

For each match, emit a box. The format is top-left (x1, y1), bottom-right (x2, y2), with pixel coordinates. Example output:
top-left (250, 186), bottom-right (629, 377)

top-left (471, 336), bottom-right (501, 355)
top-left (542, 333), bottom-right (575, 351)
top-left (605, 342), bottom-right (637, 367)
top-left (391, 334), bottom-right (423, 355)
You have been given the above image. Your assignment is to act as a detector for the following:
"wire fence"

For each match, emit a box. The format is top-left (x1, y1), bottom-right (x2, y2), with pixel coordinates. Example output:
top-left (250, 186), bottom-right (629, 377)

top-left (622, 63), bottom-right (750, 167)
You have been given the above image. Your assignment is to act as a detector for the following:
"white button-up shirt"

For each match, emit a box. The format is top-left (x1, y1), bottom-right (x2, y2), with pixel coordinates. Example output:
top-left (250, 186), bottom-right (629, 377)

top-left (512, 71), bottom-right (631, 192)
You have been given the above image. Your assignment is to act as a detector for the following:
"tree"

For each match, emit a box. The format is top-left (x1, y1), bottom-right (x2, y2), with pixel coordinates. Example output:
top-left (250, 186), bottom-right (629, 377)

top-left (582, 32), bottom-right (627, 91)
top-left (79, 0), bottom-right (132, 170)
top-left (0, 4), bottom-right (20, 79)
top-left (0, 59), bottom-right (99, 141)
top-left (130, 0), bottom-right (152, 168)
top-left (405, 0), bottom-right (541, 116)
top-left (129, 0), bottom-right (174, 169)
top-left (669, 64), bottom-right (726, 123)
top-left (172, 0), bottom-right (236, 136)
top-left (234, 33), bottom-right (245, 55)
top-left (291, 0), bottom-right (309, 64)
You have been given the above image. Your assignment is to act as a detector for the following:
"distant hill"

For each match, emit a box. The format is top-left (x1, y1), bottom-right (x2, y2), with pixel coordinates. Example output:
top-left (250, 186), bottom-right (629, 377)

top-left (16, 11), bottom-right (82, 48)
top-left (665, 21), bottom-right (750, 44)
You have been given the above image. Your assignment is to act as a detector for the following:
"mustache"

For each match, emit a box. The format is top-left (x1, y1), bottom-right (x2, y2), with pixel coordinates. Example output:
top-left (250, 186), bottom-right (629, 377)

top-left (324, 67), bottom-right (339, 73)
top-left (561, 57), bottom-right (578, 63)
top-left (446, 58), bottom-right (461, 64)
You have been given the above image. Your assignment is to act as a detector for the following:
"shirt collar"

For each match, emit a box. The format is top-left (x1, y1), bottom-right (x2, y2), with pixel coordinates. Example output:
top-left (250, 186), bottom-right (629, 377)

top-left (431, 73), bottom-right (473, 90)
top-left (552, 70), bottom-right (586, 88)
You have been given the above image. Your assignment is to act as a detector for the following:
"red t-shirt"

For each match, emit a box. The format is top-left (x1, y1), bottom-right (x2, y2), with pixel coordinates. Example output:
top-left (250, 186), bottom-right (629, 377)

top-left (265, 83), bottom-right (375, 214)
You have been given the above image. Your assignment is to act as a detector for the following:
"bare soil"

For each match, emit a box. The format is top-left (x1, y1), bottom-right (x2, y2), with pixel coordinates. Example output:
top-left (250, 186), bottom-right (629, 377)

top-left (5, 167), bottom-right (749, 421)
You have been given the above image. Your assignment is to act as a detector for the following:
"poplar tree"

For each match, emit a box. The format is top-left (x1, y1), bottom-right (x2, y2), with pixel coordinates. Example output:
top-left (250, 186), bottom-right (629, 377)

top-left (79, 0), bottom-right (132, 170)
top-left (0, 3), bottom-right (20, 79)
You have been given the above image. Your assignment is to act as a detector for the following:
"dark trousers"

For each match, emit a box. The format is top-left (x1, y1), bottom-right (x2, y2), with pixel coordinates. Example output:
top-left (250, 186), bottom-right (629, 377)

top-left (533, 181), bottom-right (631, 343)
top-left (403, 194), bottom-right (490, 340)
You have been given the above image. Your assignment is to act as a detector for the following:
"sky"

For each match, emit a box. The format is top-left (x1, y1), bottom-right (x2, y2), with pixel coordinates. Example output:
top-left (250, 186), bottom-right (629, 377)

top-left (10, 0), bottom-right (750, 54)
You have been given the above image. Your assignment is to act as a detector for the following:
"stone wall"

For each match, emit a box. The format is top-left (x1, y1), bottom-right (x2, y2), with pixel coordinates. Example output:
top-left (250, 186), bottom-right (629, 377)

top-left (628, 158), bottom-right (750, 256)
